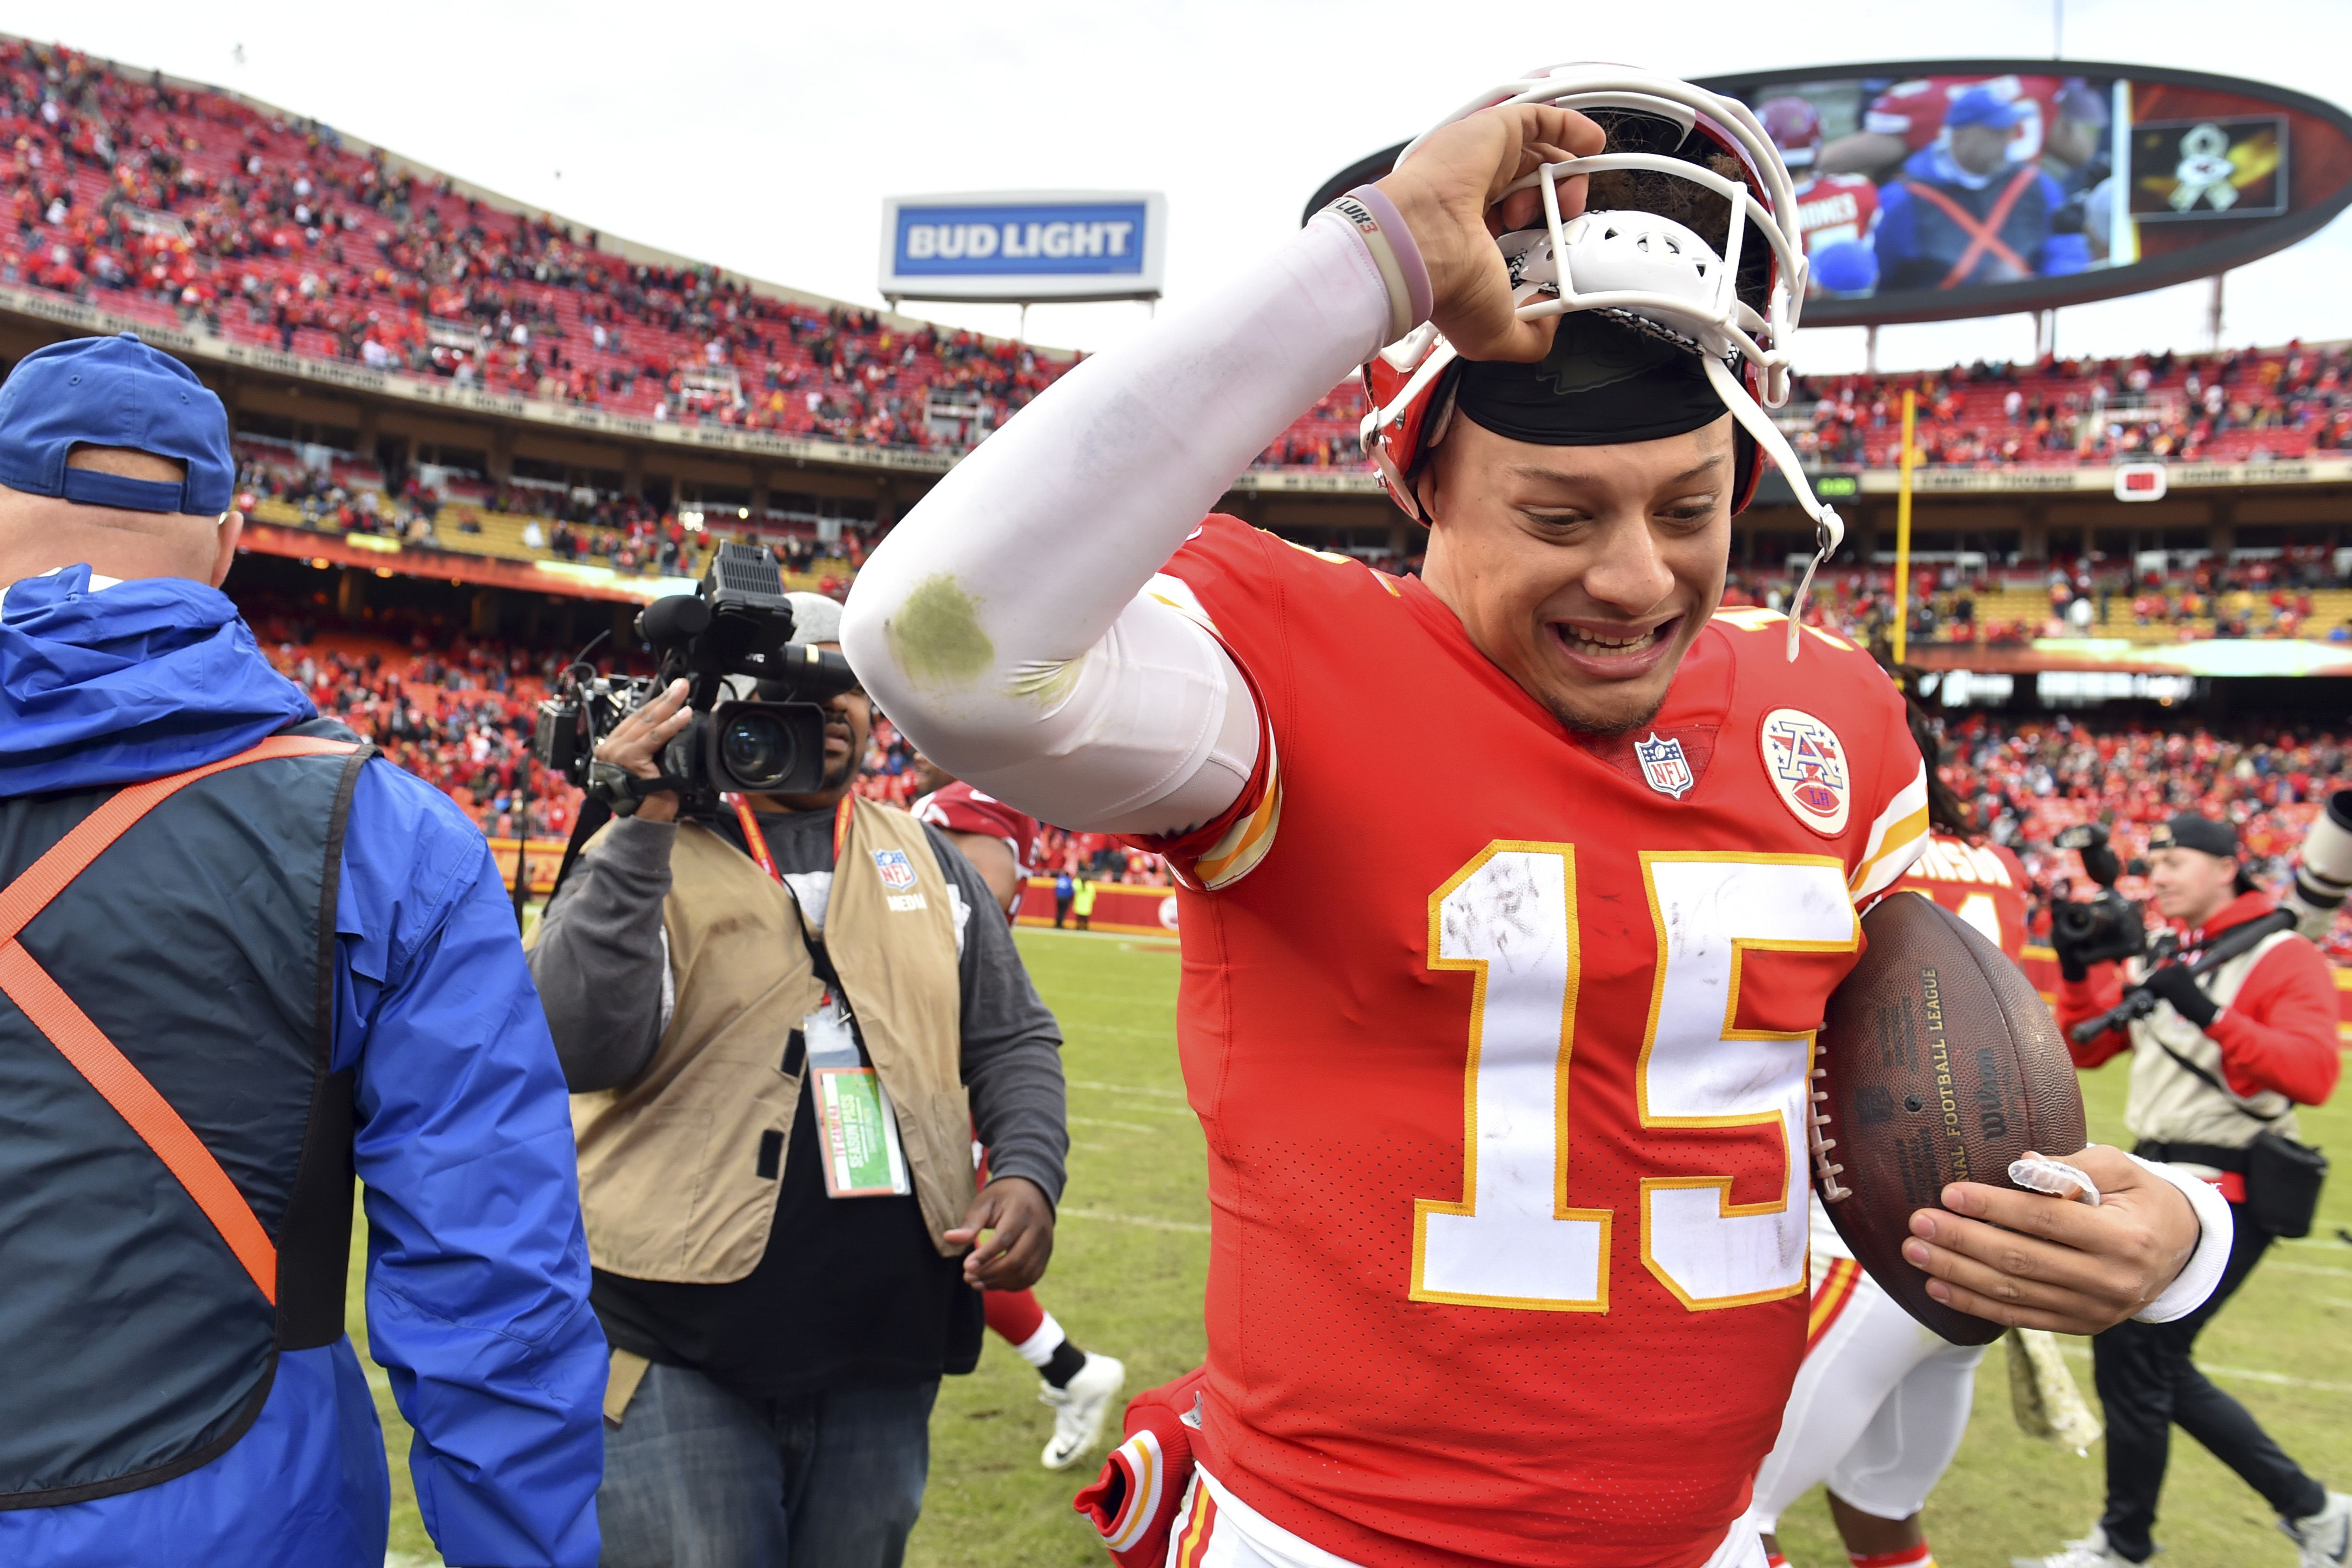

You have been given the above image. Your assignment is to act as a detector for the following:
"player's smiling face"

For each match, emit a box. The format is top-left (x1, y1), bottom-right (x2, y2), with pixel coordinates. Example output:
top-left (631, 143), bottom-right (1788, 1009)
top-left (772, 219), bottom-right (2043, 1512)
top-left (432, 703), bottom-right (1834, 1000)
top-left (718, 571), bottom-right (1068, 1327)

top-left (1418, 413), bottom-right (1733, 736)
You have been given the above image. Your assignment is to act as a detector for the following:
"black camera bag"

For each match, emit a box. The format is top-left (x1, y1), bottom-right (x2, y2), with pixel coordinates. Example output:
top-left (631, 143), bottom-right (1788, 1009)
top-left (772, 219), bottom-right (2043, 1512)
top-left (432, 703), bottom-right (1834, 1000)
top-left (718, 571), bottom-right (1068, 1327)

top-left (2148, 1029), bottom-right (2329, 1237)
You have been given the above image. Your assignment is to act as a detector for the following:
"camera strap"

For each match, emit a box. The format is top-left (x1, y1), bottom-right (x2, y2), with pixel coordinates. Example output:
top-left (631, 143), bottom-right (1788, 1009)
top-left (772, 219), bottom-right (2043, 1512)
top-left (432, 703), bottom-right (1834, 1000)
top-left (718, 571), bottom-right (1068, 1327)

top-left (2149, 1033), bottom-right (2288, 1125)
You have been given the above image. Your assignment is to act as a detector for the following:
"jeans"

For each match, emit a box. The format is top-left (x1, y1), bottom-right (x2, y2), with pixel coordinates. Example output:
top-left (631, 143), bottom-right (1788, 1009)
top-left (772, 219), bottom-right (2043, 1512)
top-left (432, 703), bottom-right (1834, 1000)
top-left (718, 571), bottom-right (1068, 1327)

top-left (598, 1361), bottom-right (937, 1568)
top-left (2094, 1202), bottom-right (2327, 1560)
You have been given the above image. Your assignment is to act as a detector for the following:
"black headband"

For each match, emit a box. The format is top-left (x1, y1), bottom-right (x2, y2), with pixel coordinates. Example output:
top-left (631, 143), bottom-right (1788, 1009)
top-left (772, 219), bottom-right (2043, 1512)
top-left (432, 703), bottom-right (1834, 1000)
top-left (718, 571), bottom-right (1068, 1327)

top-left (1451, 312), bottom-right (1732, 447)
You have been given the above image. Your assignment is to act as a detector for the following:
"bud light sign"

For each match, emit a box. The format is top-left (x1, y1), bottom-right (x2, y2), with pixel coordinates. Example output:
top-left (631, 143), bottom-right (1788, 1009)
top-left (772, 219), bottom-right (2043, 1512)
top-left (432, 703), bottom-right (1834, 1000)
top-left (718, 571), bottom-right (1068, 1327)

top-left (880, 191), bottom-right (1168, 304)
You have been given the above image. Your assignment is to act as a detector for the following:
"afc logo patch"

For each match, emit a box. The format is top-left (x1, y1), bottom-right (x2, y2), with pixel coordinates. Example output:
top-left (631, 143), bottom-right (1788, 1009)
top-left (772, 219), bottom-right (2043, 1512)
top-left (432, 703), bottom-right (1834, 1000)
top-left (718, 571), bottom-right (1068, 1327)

top-left (871, 848), bottom-right (918, 893)
top-left (1634, 732), bottom-right (1694, 800)
top-left (1760, 707), bottom-right (1850, 836)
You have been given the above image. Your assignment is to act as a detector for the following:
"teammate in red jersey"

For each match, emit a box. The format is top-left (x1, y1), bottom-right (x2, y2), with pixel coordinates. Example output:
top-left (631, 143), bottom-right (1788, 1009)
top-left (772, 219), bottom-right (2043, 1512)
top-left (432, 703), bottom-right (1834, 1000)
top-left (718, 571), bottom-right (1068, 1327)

top-left (912, 755), bottom-right (1042, 916)
top-left (847, 66), bottom-right (2220, 1568)
top-left (1818, 75), bottom-right (2068, 179)
top-left (909, 755), bottom-right (1131, 1469)
top-left (1761, 96), bottom-right (1881, 260)
top-left (1748, 699), bottom-right (2061, 1568)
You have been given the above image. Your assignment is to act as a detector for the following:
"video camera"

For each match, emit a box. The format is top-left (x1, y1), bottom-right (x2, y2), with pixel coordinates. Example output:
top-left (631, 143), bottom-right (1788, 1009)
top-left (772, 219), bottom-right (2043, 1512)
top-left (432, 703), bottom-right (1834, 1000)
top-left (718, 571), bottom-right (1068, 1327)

top-left (532, 540), bottom-right (859, 814)
top-left (2049, 823), bottom-right (2148, 968)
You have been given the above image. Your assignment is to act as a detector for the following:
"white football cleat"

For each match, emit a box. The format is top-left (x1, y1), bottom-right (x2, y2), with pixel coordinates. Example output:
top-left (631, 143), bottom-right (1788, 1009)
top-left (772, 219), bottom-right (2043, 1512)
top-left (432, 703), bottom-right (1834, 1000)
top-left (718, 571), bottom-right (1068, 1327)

top-left (2012, 1526), bottom-right (2135, 1568)
top-left (1039, 1351), bottom-right (1125, 1471)
top-left (2284, 1491), bottom-right (2352, 1567)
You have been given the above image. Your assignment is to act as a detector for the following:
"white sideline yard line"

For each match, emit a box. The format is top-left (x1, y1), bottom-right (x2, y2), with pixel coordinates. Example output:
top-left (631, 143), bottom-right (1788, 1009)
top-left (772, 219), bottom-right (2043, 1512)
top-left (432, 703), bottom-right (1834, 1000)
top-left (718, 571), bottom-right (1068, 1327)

top-left (1069, 1115), bottom-right (1160, 1135)
top-left (1059, 1205), bottom-right (1212, 1235)
top-left (1068, 1077), bottom-right (1189, 1100)
top-left (2269, 1262), bottom-right (2352, 1278)
top-left (2056, 1342), bottom-right (2352, 1395)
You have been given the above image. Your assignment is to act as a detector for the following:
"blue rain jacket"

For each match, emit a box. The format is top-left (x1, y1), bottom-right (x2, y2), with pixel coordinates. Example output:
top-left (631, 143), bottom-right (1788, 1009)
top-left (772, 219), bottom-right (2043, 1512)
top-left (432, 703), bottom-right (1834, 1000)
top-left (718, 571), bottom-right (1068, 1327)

top-left (0, 566), bottom-right (603, 1566)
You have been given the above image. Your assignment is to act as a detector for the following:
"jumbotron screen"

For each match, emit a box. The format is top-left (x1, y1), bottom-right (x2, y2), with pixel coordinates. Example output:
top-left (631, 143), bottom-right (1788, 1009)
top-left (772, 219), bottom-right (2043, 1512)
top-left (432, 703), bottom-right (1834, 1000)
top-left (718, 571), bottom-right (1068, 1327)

top-left (1306, 61), bottom-right (2352, 329)
top-left (1698, 61), bottom-right (2352, 325)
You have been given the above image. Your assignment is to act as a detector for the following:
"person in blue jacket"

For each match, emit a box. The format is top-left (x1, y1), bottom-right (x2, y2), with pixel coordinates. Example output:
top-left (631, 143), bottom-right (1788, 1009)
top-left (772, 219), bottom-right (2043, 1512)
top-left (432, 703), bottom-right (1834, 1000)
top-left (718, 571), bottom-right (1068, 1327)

top-left (1873, 88), bottom-right (2091, 292)
top-left (0, 333), bottom-right (604, 1566)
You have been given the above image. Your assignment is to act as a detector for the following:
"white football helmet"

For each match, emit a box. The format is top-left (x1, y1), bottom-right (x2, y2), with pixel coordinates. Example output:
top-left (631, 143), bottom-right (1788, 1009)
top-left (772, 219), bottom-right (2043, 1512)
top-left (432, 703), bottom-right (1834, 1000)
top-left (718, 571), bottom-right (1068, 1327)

top-left (1359, 65), bottom-right (1841, 660)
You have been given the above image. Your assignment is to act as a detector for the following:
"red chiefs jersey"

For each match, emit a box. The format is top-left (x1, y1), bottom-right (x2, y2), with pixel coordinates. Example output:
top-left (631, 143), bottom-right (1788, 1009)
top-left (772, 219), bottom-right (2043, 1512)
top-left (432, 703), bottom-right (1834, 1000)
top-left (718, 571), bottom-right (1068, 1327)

top-left (912, 780), bottom-right (1040, 877)
top-left (1133, 518), bottom-right (1929, 1568)
top-left (1894, 833), bottom-right (2031, 964)
top-left (1864, 74), bottom-right (2065, 164)
top-left (1791, 172), bottom-right (1879, 252)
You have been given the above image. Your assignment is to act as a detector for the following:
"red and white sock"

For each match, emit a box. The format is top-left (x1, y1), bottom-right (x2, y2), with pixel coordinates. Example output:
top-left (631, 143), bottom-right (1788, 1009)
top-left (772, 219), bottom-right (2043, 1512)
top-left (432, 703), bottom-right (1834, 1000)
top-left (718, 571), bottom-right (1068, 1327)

top-left (1766, 1554), bottom-right (1790, 1568)
top-left (1848, 1546), bottom-right (1934, 1568)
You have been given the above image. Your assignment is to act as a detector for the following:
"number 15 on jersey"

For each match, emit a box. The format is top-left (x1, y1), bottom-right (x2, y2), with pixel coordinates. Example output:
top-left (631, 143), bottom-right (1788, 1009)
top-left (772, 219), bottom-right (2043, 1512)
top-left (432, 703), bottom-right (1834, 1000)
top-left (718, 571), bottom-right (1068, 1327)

top-left (1412, 844), bottom-right (1858, 1315)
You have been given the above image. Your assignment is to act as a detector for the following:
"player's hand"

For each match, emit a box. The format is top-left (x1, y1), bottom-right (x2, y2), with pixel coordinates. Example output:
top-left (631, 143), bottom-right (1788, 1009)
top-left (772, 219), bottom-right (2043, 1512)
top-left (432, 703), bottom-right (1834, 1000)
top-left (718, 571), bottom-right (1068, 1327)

top-left (594, 677), bottom-right (692, 823)
top-left (1900, 1144), bottom-right (2201, 1335)
top-left (947, 1175), bottom-right (1055, 1292)
top-left (1374, 103), bottom-right (1604, 364)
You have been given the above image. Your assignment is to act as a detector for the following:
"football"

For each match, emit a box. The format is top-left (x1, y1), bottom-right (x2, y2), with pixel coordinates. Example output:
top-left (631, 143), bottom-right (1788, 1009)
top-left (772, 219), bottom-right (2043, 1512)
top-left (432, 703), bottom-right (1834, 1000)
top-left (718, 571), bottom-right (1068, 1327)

top-left (1812, 891), bottom-right (2089, 1345)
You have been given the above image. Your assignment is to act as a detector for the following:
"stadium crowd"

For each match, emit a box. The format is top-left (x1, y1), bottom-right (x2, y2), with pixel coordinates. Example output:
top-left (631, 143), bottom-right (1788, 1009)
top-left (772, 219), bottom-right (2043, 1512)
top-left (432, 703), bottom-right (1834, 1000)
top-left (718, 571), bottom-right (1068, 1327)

top-left (18, 36), bottom-right (2351, 482)
top-left (0, 38), bottom-right (1062, 451)
top-left (1941, 712), bottom-right (2352, 958)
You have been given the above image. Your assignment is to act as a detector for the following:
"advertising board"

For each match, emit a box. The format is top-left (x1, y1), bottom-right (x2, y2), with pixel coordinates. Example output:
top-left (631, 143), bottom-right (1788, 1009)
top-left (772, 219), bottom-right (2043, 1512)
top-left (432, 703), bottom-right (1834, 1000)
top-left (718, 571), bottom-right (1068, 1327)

top-left (879, 191), bottom-right (1168, 304)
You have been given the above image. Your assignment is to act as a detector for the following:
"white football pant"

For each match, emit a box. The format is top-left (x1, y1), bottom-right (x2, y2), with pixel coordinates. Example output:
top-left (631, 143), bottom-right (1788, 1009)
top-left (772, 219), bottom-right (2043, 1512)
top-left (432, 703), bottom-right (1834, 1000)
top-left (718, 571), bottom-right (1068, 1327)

top-left (1746, 1252), bottom-right (1986, 1531)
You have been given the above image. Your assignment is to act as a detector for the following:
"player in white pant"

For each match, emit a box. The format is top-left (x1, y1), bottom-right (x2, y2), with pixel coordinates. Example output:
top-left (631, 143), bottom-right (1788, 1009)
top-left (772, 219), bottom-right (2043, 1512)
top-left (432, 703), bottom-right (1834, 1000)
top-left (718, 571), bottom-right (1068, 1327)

top-left (1747, 1198), bottom-right (1984, 1568)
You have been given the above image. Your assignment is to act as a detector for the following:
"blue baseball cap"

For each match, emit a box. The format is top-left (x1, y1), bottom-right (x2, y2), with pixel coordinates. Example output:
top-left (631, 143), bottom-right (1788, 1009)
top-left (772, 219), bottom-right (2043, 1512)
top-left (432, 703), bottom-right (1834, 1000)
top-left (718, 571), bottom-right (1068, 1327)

top-left (0, 334), bottom-right (234, 514)
top-left (1945, 87), bottom-right (2027, 133)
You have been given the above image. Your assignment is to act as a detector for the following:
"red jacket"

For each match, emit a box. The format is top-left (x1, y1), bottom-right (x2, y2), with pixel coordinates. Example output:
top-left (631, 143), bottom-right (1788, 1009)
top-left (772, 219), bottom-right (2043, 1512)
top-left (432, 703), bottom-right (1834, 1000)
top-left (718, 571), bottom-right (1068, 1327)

top-left (2059, 889), bottom-right (2340, 1109)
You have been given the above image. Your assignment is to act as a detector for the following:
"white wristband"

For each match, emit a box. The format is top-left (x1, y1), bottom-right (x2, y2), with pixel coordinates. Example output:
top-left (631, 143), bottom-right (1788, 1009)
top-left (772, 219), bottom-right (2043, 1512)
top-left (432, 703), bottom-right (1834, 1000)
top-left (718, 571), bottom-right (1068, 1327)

top-left (2127, 1152), bottom-right (2235, 1323)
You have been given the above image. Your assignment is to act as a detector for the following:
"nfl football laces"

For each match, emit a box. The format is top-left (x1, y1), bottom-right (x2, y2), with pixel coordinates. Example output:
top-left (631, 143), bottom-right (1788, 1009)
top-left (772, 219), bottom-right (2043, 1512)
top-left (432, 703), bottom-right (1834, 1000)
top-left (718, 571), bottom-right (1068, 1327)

top-left (1359, 66), bottom-right (1845, 661)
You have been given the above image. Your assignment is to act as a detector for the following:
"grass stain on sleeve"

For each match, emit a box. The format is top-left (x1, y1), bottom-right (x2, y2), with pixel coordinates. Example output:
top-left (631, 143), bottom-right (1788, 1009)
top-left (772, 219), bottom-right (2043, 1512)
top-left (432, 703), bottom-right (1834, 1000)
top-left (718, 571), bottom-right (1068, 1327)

top-left (887, 573), bottom-right (996, 687)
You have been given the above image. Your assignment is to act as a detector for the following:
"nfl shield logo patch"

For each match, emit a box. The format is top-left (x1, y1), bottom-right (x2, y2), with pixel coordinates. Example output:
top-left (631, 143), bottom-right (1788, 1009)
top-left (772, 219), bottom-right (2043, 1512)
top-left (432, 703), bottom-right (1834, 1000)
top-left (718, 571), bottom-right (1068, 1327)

top-left (1634, 732), bottom-right (1694, 800)
top-left (872, 848), bottom-right (918, 893)
top-left (1759, 707), bottom-right (1851, 836)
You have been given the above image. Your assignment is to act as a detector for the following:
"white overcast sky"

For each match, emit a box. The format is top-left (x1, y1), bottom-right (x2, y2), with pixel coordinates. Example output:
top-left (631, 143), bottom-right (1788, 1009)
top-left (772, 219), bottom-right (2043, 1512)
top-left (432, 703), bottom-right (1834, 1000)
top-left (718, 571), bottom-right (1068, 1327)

top-left (8, 0), bottom-right (2351, 371)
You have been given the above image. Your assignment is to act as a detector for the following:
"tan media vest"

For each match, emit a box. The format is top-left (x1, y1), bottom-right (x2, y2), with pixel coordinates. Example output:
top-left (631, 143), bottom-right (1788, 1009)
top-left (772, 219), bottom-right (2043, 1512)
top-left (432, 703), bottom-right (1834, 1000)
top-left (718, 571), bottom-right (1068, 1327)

top-left (2122, 928), bottom-right (2306, 1163)
top-left (551, 798), bottom-right (974, 1284)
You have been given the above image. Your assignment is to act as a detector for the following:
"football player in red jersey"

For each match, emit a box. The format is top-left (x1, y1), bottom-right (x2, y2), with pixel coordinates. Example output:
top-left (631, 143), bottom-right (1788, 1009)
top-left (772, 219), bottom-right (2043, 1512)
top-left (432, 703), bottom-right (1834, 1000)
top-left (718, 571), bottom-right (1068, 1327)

top-left (912, 753), bottom-right (1042, 916)
top-left (1817, 74), bottom-right (2069, 179)
top-left (1748, 698), bottom-right (2049, 1568)
top-left (846, 66), bottom-right (2224, 1568)
top-left (1760, 96), bottom-right (1880, 264)
top-left (908, 754), bottom-right (1133, 1468)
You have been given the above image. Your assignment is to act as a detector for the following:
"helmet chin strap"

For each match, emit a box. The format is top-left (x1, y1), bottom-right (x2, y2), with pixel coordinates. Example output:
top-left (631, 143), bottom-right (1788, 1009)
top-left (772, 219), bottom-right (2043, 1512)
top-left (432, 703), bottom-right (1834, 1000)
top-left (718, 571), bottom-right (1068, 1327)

top-left (1699, 356), bottom-right (1841, 663)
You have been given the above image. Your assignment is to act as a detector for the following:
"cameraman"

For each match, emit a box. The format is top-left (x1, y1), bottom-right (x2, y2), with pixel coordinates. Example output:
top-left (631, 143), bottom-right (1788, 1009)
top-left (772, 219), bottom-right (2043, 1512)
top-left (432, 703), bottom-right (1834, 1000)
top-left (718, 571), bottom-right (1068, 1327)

top-left (526, 592), bottom-right (1068, 1568)
top-left (2051, 814), bottom-right (2346, 1566)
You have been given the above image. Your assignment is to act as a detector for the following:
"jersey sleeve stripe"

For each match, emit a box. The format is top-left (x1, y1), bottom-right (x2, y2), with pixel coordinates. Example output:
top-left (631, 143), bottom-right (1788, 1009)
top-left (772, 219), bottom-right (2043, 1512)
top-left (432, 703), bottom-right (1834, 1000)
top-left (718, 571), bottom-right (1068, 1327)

top-left (1848, 760), bottom-right (1932, 901)
top-left (1190, 736), bottom-right (1283, 890)
top-left (1100, 1431), bottom-right (1166, 1552)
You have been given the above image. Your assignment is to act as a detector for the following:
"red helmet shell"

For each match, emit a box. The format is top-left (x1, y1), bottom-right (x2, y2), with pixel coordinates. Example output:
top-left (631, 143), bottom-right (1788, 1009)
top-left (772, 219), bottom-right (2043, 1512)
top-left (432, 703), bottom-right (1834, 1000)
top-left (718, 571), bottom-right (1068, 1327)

top-left (1759, 95), bottom-right (1823, 167)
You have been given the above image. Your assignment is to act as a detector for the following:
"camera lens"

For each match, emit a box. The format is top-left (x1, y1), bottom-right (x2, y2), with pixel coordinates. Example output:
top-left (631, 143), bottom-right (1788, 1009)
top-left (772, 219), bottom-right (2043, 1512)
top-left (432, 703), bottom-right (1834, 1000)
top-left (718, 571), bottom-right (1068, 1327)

top-left (720, 711), bottom-right (796, 790)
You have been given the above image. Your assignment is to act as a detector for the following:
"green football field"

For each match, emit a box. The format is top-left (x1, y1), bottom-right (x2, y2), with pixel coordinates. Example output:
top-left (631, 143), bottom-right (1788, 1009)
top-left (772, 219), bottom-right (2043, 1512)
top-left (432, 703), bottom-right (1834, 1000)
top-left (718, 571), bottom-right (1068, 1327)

top-left (368, 927), bottom-right (2352, 1567)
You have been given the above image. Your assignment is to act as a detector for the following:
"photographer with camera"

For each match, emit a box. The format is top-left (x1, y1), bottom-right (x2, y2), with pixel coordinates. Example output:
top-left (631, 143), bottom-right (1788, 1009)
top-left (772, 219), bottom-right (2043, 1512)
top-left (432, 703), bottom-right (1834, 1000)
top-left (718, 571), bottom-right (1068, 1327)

top-left (526, 580), bottom-right (1068, 1568)
top-left (2042, 814), bottom-right (2345, 1568)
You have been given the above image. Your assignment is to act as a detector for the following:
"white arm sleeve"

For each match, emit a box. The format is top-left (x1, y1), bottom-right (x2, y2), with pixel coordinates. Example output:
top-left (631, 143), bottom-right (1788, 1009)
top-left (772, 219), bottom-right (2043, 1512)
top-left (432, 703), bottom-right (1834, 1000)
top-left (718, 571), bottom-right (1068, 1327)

top-left (841, 211), bottom-right (1397, 836)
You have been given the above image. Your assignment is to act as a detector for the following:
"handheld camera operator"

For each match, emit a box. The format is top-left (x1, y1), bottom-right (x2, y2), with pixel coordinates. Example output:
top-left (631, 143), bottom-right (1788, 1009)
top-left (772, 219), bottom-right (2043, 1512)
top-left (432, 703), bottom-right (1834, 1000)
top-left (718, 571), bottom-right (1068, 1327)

top-left (2040, 812), bottom-right (2346, 1567)
top-left (525, 577), bottom-right (1068, 1568)
top-left (0, 334), bottom-right (605, 1566)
